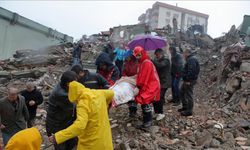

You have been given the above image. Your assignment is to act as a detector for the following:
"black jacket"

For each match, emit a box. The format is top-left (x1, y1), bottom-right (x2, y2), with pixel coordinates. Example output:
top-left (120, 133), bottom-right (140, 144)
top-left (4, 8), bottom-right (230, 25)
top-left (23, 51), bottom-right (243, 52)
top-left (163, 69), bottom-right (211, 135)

top-left (153, 56), bottom-right (171, 88)
top-left (78, 70), bottom-right (110, 89)
top-left (72, 45), bottom-right (82, 59)
top-left (0, 95), bottom-right (29, 134)
top-left (95, 52), bottom-right (120, 83)
top-left (46, 84), bottom-right (76, 136)
top-left (171, 52), bottom-right (184, 76)
top-left (182, 54), bottom-right (200, 82)
top-left (20, 87), bottom-right (43, 119)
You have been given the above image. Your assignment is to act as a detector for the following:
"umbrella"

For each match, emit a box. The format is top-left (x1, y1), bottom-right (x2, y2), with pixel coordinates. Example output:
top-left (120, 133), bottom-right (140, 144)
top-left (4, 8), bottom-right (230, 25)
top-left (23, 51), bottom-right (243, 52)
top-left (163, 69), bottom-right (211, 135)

top-left (128, 34), bottom-right (167, 51)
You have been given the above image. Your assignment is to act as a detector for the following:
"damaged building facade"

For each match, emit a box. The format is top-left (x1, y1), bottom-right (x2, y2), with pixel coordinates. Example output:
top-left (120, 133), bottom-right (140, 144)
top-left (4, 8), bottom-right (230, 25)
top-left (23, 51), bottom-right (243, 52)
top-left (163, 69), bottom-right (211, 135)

top-left (0, 7), bottom-right (73, 59)
top-left (138, 2), bottom-right (209, 34)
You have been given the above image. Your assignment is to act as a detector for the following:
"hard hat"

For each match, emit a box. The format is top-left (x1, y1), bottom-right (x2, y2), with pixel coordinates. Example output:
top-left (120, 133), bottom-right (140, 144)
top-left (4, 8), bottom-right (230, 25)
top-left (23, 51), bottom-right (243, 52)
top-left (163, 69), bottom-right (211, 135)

top-left (133, 46), bottom-right (144, 57)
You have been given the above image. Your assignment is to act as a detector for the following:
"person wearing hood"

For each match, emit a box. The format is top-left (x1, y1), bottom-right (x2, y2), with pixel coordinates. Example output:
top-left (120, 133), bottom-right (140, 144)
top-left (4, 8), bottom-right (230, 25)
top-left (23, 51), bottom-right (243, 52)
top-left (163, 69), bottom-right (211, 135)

top-left (20, 82), bottom-right (43, 127)
top-left (5, 126), bottom-right (42, 150)
top-left (48, 71), bottom-right (114, 150)
top-left (132, 46), bottom-right (161, 128)
top-left (152, 48), bottom-right (171, 121)
top-left (95, 51), bottom-right (120, 85)
top-left (178, 48), bottom-right (200, 116)
top-left (71, 64), bottom-right (110, 89)
top-left (169, 46), bottom-right (184, 106)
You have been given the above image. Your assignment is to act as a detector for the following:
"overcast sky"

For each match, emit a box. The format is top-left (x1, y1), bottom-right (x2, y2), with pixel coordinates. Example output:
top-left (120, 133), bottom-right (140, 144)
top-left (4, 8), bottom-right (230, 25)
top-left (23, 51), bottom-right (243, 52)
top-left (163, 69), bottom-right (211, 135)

top-left (1, 1), bottom-right (250, 40)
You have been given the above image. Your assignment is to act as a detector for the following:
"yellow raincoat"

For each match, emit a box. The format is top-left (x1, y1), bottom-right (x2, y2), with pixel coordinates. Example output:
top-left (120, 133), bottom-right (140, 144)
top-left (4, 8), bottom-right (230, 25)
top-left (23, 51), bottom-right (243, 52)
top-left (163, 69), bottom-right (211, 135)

top-left (5, 127), bottom-right (42, 150)
top-left (55, 81), bottom-right (114, 150)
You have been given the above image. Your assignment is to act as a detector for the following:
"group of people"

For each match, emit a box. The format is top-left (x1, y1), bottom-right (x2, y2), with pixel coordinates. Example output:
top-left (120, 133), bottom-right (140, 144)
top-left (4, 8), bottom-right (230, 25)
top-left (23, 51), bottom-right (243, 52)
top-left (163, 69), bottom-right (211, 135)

top-left (0, 82), bottom-right (43, 147)
top-left (0, 42), bottom-right (200, 150)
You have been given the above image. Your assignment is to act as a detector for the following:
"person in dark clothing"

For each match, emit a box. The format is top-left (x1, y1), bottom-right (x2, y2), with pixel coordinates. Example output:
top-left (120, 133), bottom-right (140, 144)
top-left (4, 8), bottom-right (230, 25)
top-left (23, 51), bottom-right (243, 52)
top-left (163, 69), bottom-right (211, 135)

top-left (71, 64), bottom-right (110, 89)
top-left (46, 72), bottom-right (78, 150)
top-left (102, 43), bottom-right (115, 61)
top-left (20, 82), bottom-right (43, 128)
top-left (152, 48), bottom-right (171, 121)
top-left (169, 46), bottom-right (184, 106)
top-left (178, 48), bottom-right (200, 116)
top-left (95, 52), bottom-right (120, 85)
top-left (72, 43), bottom-right (83, 65)
top-left (0, 88), bottom-right (29, 146)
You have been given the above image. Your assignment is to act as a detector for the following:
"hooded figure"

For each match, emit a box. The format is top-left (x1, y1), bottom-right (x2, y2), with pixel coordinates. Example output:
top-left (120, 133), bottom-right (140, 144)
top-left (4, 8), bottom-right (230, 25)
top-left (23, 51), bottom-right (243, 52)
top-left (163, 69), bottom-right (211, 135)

top-left (49, 71), bottom-right (114, 150)
top-left (5, 127), bottom-right (42, 150)
top-left (133, 46), bottom-right (160, 105)
top-left (132, 46), bottom-right (160, 128)
top-left (95, 52), bottom-right (120, 85)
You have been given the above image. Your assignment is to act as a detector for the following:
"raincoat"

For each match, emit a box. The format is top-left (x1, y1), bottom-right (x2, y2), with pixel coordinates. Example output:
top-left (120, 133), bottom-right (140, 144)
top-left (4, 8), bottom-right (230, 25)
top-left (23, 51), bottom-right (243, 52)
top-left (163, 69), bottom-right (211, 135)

top-left (54, 81), bottom-right (114, 150)
top-left (5, 127), bottom-right (42, 150)
top-left (136, 50), bottom-right (160, 104)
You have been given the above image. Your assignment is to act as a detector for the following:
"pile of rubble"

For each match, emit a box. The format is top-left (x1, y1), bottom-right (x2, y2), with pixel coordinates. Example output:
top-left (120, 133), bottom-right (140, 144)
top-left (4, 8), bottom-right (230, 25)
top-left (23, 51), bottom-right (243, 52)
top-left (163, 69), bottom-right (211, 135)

top-left (109, 27), bottom-right (250, 150)
top-left (0, 37), bottom-right (110, 148)
top-left (1, 24), bottom-right (250, 150)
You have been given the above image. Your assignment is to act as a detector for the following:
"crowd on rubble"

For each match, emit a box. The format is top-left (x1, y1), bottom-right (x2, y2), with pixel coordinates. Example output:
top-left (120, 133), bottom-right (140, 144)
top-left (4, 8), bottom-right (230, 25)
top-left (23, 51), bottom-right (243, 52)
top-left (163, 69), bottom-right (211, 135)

top-left (0, 37), bottom-right (201, 150)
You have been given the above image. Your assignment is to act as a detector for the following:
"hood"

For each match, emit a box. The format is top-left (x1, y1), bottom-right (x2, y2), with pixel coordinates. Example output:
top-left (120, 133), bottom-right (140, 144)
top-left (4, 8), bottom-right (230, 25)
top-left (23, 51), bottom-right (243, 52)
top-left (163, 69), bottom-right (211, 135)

top-left (95, 52), bottom-right (114, 67)
top-left (139, 50), bottom-right (149, 63)
top-left (68, 81), bottom-right (86, 103)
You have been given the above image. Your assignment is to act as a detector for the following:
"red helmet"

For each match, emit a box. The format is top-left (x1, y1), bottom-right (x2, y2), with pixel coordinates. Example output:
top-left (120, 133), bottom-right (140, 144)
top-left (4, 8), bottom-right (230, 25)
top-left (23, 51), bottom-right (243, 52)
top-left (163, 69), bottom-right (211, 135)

top-left (133, 46), bottom-right (144, 57)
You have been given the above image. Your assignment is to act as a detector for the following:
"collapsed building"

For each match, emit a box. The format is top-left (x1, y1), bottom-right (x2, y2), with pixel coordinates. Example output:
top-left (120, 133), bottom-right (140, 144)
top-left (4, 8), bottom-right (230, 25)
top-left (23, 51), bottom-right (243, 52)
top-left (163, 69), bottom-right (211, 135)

top-left (0, 7), bottom-right (73, 59)
top-left (0, 5), bottom-right (250, 150)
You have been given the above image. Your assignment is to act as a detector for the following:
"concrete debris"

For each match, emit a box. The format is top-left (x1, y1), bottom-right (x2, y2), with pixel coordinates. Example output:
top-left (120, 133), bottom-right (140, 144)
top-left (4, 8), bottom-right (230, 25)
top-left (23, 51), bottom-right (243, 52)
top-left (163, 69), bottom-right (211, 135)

top-left (0, 23), bottom-right (250, 150)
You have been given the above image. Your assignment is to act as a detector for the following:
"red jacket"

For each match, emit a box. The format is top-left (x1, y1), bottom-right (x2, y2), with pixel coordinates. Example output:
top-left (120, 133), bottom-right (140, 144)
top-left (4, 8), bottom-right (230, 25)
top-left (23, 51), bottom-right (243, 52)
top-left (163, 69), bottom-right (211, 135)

top-left (135, 51), bottom-right (160, 104)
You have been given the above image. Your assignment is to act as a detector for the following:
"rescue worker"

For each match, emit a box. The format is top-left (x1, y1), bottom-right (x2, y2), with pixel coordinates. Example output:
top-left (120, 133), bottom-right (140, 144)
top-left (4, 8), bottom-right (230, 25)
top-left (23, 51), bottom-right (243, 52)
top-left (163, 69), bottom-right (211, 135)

top-left (179, 48), bottom-right (200, 116)
top-left (132, 46), bottom-right (161, 128)
top-left (5, 126), bottom-right (42, 150)
top-left (152, 48), bottom-right (171, 120)
top-left (48, 71), bottom-right (114, 150)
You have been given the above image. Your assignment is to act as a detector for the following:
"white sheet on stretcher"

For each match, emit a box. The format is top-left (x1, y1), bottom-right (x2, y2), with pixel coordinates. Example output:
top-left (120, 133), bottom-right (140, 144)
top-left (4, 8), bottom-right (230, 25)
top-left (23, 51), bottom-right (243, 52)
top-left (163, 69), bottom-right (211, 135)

top-left (109, 76), bottom-right (137, 107)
